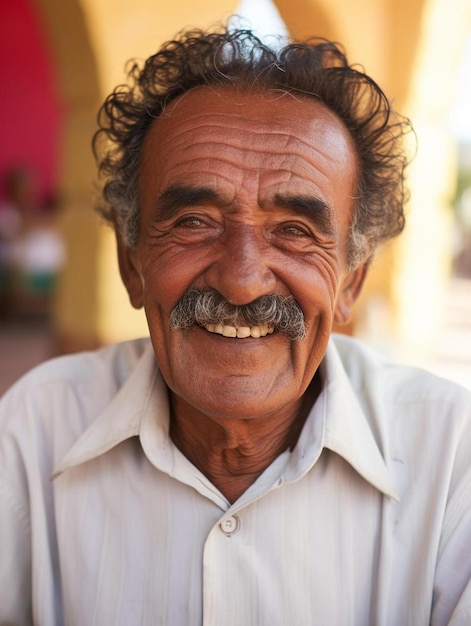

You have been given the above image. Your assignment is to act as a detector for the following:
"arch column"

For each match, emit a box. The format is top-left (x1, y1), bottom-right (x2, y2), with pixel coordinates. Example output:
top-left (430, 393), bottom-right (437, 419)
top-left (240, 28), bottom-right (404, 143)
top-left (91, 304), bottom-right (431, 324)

top-left (38, 0), bottom-right (239, 349)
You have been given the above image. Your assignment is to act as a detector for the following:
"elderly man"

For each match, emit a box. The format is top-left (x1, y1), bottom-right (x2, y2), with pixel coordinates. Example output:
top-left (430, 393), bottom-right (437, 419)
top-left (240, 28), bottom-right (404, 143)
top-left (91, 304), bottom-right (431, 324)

top-left (1, 25), bottom-right (470, 626)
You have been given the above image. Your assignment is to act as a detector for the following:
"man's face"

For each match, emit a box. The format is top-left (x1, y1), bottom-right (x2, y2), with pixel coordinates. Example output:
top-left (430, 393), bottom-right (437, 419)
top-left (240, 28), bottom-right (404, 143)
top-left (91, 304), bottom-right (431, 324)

top-left (120, 88), bottom-right (366, 421)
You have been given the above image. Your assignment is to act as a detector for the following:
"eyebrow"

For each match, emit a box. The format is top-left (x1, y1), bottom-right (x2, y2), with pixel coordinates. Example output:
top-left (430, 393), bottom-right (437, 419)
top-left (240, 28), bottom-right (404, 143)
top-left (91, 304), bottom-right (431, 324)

top-left (153, 184), bottom-right (225, 222)
top-left (272, 193), bottom-right (336, 237)
top-left (153, 184), bottom-right (337, 236)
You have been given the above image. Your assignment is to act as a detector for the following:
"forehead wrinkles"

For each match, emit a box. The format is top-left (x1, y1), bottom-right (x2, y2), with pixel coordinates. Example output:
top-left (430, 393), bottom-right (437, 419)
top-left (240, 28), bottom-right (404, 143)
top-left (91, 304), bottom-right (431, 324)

top-left (156, 108), bottom-right (348, 160)
top-left (140, 93), bottom-right (358, 210)
top-left (149, 118), bottom-right (350, 189)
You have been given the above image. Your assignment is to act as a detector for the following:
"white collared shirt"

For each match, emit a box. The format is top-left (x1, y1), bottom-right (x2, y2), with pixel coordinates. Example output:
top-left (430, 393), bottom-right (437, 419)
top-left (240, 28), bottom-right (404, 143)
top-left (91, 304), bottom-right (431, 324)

top-left (1, 335), bottom-right (470, 625)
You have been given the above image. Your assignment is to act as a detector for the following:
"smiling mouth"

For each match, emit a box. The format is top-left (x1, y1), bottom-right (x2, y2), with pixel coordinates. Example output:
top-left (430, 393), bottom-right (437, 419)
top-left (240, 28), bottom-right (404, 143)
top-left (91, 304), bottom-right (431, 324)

top-left (202, 322), bottom-right (275, 338)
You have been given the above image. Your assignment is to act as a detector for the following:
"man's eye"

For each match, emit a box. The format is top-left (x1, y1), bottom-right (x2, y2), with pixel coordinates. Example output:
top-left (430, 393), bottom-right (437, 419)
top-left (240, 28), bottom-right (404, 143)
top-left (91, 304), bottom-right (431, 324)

top-left (282, 224), bottom-right (310, 236)
top-left (175, 216), bottom-right (205, 228)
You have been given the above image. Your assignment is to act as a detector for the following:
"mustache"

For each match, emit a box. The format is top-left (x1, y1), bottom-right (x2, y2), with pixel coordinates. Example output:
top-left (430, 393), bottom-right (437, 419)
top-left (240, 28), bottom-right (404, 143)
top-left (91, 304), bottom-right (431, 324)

top-left (169, 288), bottom-right (306, 340)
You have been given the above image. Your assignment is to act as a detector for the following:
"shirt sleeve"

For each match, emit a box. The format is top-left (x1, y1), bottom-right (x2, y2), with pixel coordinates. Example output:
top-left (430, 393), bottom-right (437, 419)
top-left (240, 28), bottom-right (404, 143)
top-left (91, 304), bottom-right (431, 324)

top-left (0, 380), bottom-right (59, 626)
top-left (0, 443), bottom-right (33, 624)
top-left (432, 413), bottom-right (471, 626)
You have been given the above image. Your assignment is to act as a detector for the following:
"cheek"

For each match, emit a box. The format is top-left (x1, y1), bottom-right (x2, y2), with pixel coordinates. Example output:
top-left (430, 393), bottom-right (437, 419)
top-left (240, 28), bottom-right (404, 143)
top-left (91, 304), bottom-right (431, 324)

top-left (139, 244), bottom-right (212, 316)
top-left (286, 253), bottom-right (341, 313)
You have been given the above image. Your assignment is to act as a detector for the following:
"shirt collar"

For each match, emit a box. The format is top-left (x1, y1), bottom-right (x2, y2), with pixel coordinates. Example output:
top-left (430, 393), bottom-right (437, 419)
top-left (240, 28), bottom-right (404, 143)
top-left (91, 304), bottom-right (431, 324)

top-left (52, 342), bottom-right (164, 478)
top-left (319, 338), bottom-right (399, 500)
top-left (53, 337), bottom-right (398, 500)
top-left (274, 339), bottom-right (399, 500)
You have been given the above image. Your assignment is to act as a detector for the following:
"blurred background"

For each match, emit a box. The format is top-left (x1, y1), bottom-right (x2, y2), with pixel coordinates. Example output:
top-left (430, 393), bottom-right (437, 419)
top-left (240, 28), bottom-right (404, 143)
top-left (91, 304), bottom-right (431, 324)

top-left (1, 0), bottom-right (471, 395)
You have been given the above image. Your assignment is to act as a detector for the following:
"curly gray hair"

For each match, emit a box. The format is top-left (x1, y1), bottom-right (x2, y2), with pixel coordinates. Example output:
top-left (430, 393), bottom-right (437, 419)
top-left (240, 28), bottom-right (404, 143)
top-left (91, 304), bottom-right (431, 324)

top-left (93, 25), bottom-right (413, 269)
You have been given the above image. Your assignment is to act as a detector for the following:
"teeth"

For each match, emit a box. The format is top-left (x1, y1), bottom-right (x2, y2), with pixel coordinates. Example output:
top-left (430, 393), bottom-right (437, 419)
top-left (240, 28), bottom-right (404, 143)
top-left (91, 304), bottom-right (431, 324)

top-left (236, 327), bottom-right (251, 338)
top-left (203, 323), bottom-right (274, 338)
top-left (222, 325), bottom-right (237, 338)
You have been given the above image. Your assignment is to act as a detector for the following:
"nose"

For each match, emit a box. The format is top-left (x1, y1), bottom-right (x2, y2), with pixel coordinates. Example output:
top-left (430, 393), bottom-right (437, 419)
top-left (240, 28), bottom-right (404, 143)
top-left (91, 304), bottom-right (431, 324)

top-left (204, 226), bottom-right (277, 305)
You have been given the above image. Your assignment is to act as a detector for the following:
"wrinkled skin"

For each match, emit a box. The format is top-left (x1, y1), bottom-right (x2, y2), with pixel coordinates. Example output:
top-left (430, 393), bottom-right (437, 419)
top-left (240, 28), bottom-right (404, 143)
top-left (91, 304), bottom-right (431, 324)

top-left (118, 88), bottom-right (368, 501)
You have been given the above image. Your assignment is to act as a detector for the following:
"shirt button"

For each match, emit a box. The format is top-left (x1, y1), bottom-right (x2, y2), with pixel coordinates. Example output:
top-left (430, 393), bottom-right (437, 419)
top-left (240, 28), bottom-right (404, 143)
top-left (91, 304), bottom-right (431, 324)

top-left (220, 514), bottom-right (240, 536)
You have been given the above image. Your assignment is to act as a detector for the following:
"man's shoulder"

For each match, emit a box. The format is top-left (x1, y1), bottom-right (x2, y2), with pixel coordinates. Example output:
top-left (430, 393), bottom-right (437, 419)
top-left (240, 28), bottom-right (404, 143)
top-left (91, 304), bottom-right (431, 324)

top-left (5, 337), bottom-right (149, 392)
top-left (0, 337), bottom-right (153, 481)
top-left (332, 333), bottom-right (471, 410)
top-left (331, 334), bottom-right (471, 482)
top-left (0, 337), bottom-right (151, 431)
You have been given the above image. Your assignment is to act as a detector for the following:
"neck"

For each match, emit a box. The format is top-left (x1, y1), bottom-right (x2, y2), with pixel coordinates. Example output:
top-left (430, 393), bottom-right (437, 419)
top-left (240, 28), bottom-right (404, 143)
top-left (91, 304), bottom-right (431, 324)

top-left (169, 376), bottom-right (320, 503)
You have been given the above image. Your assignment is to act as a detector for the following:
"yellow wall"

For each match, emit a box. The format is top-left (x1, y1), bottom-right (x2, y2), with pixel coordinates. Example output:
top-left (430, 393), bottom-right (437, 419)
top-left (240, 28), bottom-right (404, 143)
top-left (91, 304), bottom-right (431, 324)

top-left (80, 0), bottom-right (240, 97)
top-left (35, 0), bottom-right (102, 350)
top-left (393, 0), bottom-right (471, 363)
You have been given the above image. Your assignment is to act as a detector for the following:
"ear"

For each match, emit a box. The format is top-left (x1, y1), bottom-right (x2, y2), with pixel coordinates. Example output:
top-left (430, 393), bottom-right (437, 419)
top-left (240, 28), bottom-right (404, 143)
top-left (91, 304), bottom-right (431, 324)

top-left (333, 261), bottom-right (369, 326)
top-left (115, 229), bottom-right (144, 309)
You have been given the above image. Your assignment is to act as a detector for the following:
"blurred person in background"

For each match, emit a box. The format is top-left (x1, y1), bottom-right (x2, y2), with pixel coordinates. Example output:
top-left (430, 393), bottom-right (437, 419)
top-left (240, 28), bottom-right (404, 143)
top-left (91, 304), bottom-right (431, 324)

top-left (0, 167), bottom-right (66, 319)
top-left (0, 166), bottom-right (33, 316)
top-left (10, 191), bottom-right (66, 317)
